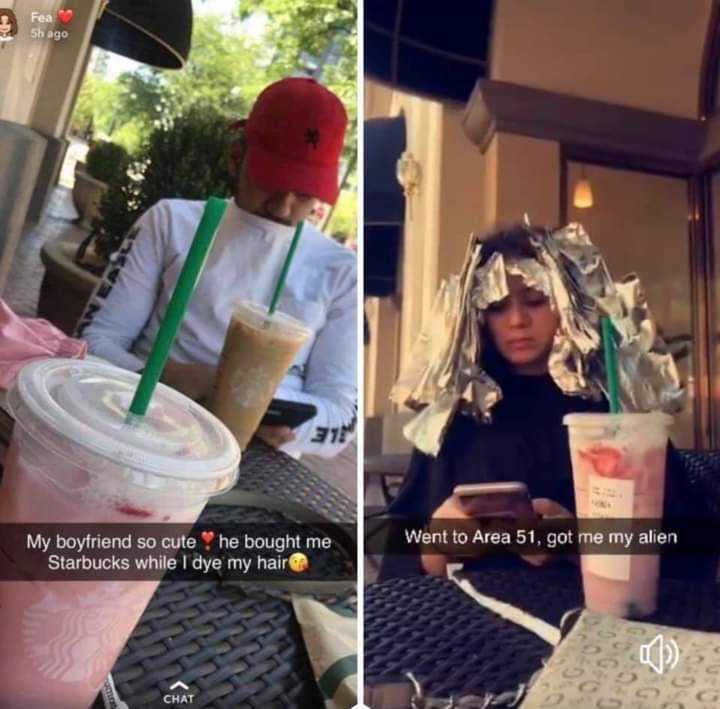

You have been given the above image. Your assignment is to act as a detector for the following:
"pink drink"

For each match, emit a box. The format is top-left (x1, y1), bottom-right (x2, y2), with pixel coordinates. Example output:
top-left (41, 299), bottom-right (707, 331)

top-left (0, 359), bottom-right (240, 708)
top-left (564, 413), bottom-right (671, 619)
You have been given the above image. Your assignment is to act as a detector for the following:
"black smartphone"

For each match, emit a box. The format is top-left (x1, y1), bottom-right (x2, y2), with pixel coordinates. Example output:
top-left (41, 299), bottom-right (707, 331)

top-left (260, 399), bottom-right (317, 429)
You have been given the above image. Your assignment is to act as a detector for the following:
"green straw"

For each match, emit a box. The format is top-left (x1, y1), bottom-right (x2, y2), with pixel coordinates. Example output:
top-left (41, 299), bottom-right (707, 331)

top-left (268, 221), bottom-right (303, 316)
top-left (601, 316), bottom-right (620, 413)
top-left (128, 197), bottom-right (228, 419)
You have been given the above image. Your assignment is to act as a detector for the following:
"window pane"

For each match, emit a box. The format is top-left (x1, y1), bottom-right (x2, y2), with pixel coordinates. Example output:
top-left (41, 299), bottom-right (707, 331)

top-left (567, 162), bottom-right (694, 447)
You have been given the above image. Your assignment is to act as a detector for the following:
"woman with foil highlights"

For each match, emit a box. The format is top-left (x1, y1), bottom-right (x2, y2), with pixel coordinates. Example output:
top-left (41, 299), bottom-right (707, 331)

top-left (382, 225), bottom-right (713, 580)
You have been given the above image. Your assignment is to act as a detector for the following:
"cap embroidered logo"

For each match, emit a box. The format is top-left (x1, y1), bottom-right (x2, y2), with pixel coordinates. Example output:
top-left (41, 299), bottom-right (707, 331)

top-left (305, 128), bottom-right (320, 149)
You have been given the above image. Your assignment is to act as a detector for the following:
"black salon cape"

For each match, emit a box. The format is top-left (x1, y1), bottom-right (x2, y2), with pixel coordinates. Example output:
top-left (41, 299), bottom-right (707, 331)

top-left (380, 374), bottom-right (715, 580)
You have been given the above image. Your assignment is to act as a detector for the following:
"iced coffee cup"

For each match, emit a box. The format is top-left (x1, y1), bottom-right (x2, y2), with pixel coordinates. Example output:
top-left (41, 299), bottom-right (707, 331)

top-left (564, 412), bottom-right (672, 618)
top-left (0, 358), bottom-right (240, 708)
top-left (209, 300), bottom-right (311, 449)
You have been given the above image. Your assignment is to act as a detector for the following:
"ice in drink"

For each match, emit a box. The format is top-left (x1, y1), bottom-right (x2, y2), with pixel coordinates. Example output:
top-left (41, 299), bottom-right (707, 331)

top-left (0, 359), bottom-right (240, 708)
top-left (209, 301), bottom-right (311, 449)
top-left (564, 412), bottom-right (671, 618)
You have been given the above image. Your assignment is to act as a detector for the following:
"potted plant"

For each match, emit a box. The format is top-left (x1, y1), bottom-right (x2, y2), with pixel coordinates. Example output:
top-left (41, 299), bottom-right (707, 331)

top-left (87, 106), bottom-right (233, 268)
top-left (72, 140), bottom-right (130, 229)
top-left (39, 108), bottom-right (233, 334)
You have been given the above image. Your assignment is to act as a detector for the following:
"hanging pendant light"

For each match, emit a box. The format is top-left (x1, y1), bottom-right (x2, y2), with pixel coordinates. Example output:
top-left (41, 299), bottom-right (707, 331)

top-left (573, 165), bottom-right (594, 209)
top-left (91, 0), bottom-right (193, 70)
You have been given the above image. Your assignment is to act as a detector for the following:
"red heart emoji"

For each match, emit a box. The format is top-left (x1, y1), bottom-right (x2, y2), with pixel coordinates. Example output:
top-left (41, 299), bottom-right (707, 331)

top-left (57, 9), bottom-right (74, 25)
top-left (200, 530), bottom-right (215, 546)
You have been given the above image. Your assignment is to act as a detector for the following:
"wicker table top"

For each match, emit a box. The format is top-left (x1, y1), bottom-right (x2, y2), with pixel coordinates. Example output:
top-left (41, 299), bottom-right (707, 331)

top-left (236, 439), bottom-right (357, 524)
top-left (112, 579), bottom-right (325, 708)
top-left (96, 446), bottom-right (356, 708)
top-left (364, 560), bottom-right (720, 700)
top-left (102, 502), bottom-right (354, 708)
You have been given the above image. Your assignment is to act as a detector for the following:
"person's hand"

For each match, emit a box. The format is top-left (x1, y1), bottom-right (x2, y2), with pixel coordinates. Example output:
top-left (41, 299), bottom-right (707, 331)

top-left (421, 495), bottom-right (479, 576)
top-left (256, 425), bottom-right (295, 449)
top-left (432, 494), bottom-right (475, 523)
top-left (531, 498), bottom-right (573, 519)
top-left (519, 498), bottom-right (574, 567)
top-left (161, 361), bottom-right (216, 402)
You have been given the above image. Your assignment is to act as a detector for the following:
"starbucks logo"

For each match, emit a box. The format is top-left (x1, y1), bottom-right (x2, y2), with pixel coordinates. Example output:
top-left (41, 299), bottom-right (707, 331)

top-left (229, 366), bottom-right (274, 407)
top-left (22, 583), bottom-right (149, 683)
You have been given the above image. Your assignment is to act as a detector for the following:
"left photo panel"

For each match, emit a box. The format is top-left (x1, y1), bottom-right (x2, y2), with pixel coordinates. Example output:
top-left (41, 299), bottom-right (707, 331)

top-left (0, 2), bottom-right (358, 708)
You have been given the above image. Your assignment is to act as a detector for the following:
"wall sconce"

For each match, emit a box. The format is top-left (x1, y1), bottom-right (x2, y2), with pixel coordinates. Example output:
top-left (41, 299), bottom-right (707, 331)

top-left (396, 150), bottom-right (422, 220)
top-left (573, 165), bottom-right (594, 209)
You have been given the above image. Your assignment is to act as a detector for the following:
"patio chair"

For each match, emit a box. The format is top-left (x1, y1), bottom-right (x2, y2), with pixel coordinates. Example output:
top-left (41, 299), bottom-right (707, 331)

top-left (364, 453), bottom-right (410, 507)
top-left (676, 449), bottom-right (720, 516)
top-left (364, 413), bottom-right (414, 508)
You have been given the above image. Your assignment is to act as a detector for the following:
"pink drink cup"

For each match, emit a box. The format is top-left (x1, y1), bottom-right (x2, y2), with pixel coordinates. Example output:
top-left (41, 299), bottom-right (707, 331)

top-left (564, 412), bottom-right (672, 619)
top-left (0, 359), bottom-right (240, 708)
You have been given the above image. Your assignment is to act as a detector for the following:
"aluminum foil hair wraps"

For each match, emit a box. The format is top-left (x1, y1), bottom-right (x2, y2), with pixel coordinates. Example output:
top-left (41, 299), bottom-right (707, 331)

top-left (391, 224), bottom-right (685, 456)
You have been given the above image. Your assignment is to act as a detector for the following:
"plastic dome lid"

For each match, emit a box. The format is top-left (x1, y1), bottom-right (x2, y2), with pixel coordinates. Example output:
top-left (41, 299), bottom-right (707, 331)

top-left (8, 359), bottom-right (240, 493)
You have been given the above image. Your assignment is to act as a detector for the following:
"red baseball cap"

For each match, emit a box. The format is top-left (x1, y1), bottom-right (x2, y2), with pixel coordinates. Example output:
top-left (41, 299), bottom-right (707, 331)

top-left (243, 77), bottom-right (348, 205)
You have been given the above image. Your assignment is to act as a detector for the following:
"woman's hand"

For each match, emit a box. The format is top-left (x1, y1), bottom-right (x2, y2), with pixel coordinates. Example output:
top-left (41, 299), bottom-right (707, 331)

top-left (422, 495), bottom-right (575, 575)
top-left (519, 498), bottom-right (574, 567)
top-left (432, 494), bottom-right (474, 523)
top-left (161, 361), bottom-right (216, 402)
top-left (421, 495), bottom-right (478, 575)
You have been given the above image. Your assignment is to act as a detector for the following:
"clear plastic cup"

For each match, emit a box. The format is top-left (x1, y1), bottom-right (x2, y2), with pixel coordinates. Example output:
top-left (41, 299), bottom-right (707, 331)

top-left (0, 358), bottom-right (240, 708)
top-left (209, 300), bottom-right (311, 449)
top-left (564, 412), bottom-right (672, 618)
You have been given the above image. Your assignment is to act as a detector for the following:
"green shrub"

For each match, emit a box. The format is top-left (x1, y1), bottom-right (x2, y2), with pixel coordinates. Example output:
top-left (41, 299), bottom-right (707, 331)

top-left (326, 189), bottom-right (357, 244)
top-left (89, 106), bottom-right (233, 265)
top-left (84, 141), bottom-right (130, 184)
top-left (110, 119), bottom-right (147, 155)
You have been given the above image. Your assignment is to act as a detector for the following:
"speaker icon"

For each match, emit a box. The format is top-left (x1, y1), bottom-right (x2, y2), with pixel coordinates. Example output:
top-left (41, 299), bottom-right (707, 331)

top-left (639, 634), bottom-right (680, 675)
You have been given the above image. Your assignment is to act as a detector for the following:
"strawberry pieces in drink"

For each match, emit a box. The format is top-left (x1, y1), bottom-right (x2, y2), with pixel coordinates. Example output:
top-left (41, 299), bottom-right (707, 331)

top-left (115, 503), bottom-right (153, 518)
top-left (579, 446), bottom-right (623, 477)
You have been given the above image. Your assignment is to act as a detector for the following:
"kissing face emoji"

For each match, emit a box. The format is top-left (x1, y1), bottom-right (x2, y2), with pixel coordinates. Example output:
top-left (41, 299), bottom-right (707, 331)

top-left (288, 552), bottom-right (309, 573)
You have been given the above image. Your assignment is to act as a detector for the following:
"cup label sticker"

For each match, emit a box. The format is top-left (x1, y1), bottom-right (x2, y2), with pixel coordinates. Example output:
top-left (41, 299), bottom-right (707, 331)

top-left (587, 473), bottom-right (634, 581)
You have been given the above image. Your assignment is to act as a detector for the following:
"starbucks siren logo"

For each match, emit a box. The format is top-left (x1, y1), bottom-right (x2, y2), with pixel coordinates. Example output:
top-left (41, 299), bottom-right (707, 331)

top-left (22, 583), bottom-right (149, 682)
top-left (230, 366), bottom-right (274, 407)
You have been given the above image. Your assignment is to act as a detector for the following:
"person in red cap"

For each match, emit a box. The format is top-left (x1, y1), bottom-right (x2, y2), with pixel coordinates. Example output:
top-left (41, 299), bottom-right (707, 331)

top-left (236, 76), bottom-right (348, 210)
top-left (77, 78), bottom-right (357, 458)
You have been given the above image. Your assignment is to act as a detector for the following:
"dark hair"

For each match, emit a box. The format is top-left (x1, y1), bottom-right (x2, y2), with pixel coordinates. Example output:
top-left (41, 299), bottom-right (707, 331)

top-left (478, 224), bottom-right (544, 267)
top-left (477, 224), bottom-right (547, 381)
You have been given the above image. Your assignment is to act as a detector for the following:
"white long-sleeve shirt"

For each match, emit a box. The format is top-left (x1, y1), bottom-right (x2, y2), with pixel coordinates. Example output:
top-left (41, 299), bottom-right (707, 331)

top-left (76, 198), bottom-right (357, 458)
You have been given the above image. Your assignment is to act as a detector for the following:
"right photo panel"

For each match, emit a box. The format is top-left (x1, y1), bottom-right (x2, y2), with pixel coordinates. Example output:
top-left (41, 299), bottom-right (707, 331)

top-left (363, 2), bottom-right (720, 708)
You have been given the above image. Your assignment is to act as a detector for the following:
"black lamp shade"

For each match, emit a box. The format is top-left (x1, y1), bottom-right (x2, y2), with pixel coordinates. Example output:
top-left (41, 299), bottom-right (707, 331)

top-left (92, 0), bottom-right (193, 70)
top-left (365, 0), bottom-right (494, 103)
